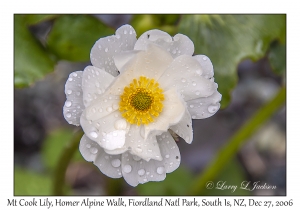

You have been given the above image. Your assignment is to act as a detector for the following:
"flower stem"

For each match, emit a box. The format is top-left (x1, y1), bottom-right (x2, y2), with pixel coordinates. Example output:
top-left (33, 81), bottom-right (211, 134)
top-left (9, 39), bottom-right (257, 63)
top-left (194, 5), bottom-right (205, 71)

top-left (189, 86), bottom-right (286, 195)
top-left (52, 129), bottom-right (83, 195)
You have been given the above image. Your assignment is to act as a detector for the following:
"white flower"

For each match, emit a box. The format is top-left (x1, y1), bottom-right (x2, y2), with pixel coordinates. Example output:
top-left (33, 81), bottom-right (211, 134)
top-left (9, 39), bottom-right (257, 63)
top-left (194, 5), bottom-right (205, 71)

top-left (63, 25), bottom-right (221, 186)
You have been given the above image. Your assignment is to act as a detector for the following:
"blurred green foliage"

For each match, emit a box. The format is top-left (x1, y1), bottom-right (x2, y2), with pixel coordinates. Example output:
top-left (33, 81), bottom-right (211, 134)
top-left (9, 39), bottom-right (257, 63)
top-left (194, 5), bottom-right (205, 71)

top-left (179, 15), bottom-right (286, 108)
top-left (15, 167), bottom-right (52, 195)
top-left (268, 42), bottom-right (286, 76)
top-left (47, 15), bottom-right (114, 61)
top-left (14, 15), bottom-right (55, 88)
top-left (42, 128), bottom-right (83, 171)
top-left (24, 14), bottom-right (59, 25)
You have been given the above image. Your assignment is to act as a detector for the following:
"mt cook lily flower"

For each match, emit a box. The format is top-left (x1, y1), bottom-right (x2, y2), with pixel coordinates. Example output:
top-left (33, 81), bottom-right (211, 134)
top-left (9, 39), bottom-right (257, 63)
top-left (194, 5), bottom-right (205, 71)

top-left (63, 25), bottom-right (221, 186)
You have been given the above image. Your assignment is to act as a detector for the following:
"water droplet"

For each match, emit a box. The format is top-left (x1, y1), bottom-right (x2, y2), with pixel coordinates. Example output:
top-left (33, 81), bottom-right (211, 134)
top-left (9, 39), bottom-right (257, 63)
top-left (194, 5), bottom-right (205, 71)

top-left (189, 104), bottom-right (194, 108)
top-left (90, 131), bottom-right (98, 138)
top-left (136, 147), bottom-right (143, 153)
top-left (181, 78), bottom-right (186, 83)
top-left (129, 30), bottom-right (133, 34)
top-left (66, 90), bottom-right (72, 94)
top-left (148, 149), bottom-right (152, 152)
top-left (72, 72), bottom-right (77, 77)
top-left (116, 34), bottom-right (120, 39)
top-left (90, 147), bottom-right (98, 154)
top-left (123, 165), bottom-right (132, 173)
top-left (132, 155), bottom-right (141, 161)
top-left (113, 104), bottom-right (119, 110)
top-left (192, 115), bottom-right (196, 119)
top-left (192, 82), bottom-right (196, 86)
top-left (208, 105), bottom-right (218, 113)
top-left (172, 49), bottom-right (176, 54)
top-left (156, 166), bottom-right (165, 175)
top-left (111, 159), bottom-right (121, 168)
top-left (68, 78), bottom-right (73, 81)
top-left (113, 132), bottom-right (118, 137)
top-left (202, 56), bottom-right (207, 61)
top-left (76, 92), bottom-right (81, 96)
top-left (66, 113), bottom-right (71, 118)
top-left (143, 178), bottom-right (148, 182)
top-left (165, 155), bottom-right (170, 158)
top-left (99, 108), bottom-right (103, 112)
top-left (92, 108), bottom-right (96, 113)
top-left (124, 30), bottom-right (127, 34)
top-left (105, 48), bottom-right (108, 52)
top-left (114, 119), bottom-right (127, 130)
top-left (195, 91), bottom-right (200, 95)
top-left (86, 144), bottom-right (91, 148)
top-left (65, 101), bottom-right (72, 107)
top-left (106, 107), bottom-right (113, 112)
top-left (138, 169), bottom-right (145, 176)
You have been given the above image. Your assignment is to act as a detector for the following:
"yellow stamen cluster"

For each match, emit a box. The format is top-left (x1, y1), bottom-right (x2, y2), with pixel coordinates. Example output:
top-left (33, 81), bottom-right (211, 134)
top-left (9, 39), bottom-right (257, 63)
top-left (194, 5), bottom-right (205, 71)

top-left (119, 76), bottom-right (164, 125)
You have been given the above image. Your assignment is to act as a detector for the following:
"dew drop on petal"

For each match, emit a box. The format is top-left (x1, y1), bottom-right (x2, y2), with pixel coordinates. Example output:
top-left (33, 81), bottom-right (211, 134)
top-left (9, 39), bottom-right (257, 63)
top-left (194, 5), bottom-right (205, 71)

top-left (203, 56), bottom-right (207, 61)
top-left (66, 90), bottom-right (72, 94)
top-left (192, 82), bottom-right (196, 86)
top-left (86, 144), bottom-right (91, 148)
top-left (195, 91), bottom-right (200, 95)
top-left (99, 108), bottom-right (103, 113)
top-left (208, 105), bottom-right (218, 113)
top-left (136, 147), bottom-right (143, 153)
top-left (66, 113), bottom-right (71, 118)
top-left (123, 165), bottom-right (132, 173)
top-left (181, 78), bottom-right (186, 83)
top-left (111, 159), bottom-right (121, 168)
top-left (76, 92), bottom-right (81, 96)
top-left (90, 131), bottom-right (98, 138)
top-left (116, 34), bottom-right (121, 39)
top-left (124, 30), bottom-right (127, 34)
top-left (156, 166), bottom-right (165, 175)
top-left (90, 147), bottom-right (98, 154)
top-left (106, 107), bottom-right (113, 112)
top-left (114, 119), bottom-right (127, 130)
top-left (72, 73), bottom-right (77, 77)
top-left (189, 104), bottom-right (194, 108)
top-left (165, 154), bottom-right (170, 159)
top-left (105, 48), bottom-right (108, 52)
top-left (68, 78), bottom-right (73, 82)
top-left (192, 115), bottom-right (196, 119)
top-left (138, 169), bottom-right (145, 176)
top-left (132, 155), bottom-right (142, 161)
top-left (65, 101), bottom-right (72, 107)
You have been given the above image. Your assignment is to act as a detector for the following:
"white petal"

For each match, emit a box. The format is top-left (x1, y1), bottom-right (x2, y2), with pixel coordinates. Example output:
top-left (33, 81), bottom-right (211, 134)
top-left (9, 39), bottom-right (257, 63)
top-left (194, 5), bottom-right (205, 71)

top-left (80, 135), bottom-right (122, 178)
top-left (134, 30), bottom-right (194, 58)
top-left (63, 71), bottom-right (84, 126)
top-left (121, 152), bottom-right (166, 187)
top-left (156, 131), bottom-right (181, 173)
top-left (193, 55), bottom-right (214, 79)
top-left (158, 54), bottom-right (217, 101)
top-left (80, 110), bottom-right (129, 152)
top-left (144, 88), bottom-right (185, 139)
top-left (82, 66), bottom-right (115, 107)
top-left (106, 44), bottom-right (173, 96)
top-left (113, 50), bottom-right (140, 73)
top-left (94, 152), bottom-right (123, 179)
top-left (170, 108), bottom-right (193, 144)
top-left (187, 91), bottom-right (222, 119)
top-left (126, 125), bottom-right (162, 161)
top-left (90, 25), bottom-right (137, 76)
top-left (84, 94), bottom-right (119, 121)
top-left (121, 131), bottom-right (181, 186)
top-left (79, 134), bottom-right (101, 162)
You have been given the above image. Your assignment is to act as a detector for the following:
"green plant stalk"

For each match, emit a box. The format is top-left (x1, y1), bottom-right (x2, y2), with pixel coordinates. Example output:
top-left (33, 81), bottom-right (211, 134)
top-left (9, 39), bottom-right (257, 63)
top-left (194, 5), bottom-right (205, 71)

top-left (52, 130), bottom-right (83, 195)
top-left (189, 86), bottom-right (286, 195)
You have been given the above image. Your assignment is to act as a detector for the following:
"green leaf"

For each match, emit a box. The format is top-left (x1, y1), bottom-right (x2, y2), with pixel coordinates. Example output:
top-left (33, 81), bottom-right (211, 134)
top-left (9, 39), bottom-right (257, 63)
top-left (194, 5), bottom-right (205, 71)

top-left (14, 167), bottom-right (52, 195)
top-left (47, 15), bottom-right (114, 61)
top-left (24, 14), bottom-right (59, 25)
top-left (137, 166), bottom-right (194, 195)
top-left (14, 15), bottom-right (55, 88)
top-left (42, 128), bottom-right (83, 171)
top-left (131, 14), bottom-right (179, 36)
top-left (179, 15), bottom-right (286, 108)
top-left (268, 42), bottom-right (286, 76)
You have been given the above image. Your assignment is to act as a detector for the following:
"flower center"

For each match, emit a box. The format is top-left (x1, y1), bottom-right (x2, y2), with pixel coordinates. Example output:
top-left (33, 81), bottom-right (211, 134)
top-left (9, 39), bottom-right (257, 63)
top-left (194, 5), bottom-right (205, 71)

top-left (119, 76), bottom-right (164, 126)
